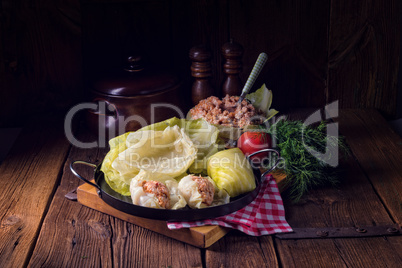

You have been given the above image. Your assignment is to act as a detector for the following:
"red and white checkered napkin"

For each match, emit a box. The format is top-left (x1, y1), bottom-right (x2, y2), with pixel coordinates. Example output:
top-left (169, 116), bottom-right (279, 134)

top-left (167, 175), bottom-right (293, 236)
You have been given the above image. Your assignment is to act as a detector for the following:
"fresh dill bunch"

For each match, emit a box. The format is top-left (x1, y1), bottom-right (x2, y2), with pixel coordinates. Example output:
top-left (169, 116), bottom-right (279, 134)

top-left (266, 119), bottom-right (349, 202)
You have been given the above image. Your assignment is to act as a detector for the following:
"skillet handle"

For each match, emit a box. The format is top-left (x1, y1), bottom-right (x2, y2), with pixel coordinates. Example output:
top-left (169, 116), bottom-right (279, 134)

top-left (70, 160), bottom-right (101, 191)
top-left (247, 149), bottom-right (282, 178)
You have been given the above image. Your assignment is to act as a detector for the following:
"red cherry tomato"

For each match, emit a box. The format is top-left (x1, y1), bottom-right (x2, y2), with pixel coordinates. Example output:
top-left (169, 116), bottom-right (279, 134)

top-left (237, 131), bottom-right (272, 164)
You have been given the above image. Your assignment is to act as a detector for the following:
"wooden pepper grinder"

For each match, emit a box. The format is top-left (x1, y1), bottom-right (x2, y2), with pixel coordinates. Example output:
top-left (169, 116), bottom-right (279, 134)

top-left (189, 45), bottom-right (214, 105)
top-left (221, 39), bottom-right (244, 96)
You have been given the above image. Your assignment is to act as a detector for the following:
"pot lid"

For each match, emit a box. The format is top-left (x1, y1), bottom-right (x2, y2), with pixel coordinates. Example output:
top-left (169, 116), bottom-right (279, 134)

top-left (92, 56), bottom-right (180, 96)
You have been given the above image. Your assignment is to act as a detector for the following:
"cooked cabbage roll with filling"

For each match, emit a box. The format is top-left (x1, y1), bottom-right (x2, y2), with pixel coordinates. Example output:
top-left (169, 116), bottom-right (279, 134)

top-left (130, 170), bottom-right (187, 210)
top-left (207, 148), bottom-right (256, 198)
top-left (178, 175), bottom-right (230, 209)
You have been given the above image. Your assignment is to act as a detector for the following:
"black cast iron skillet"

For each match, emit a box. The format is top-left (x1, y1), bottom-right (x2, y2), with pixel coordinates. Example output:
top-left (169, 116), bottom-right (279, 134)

top-left (70, 149), bottom-right (281, 221)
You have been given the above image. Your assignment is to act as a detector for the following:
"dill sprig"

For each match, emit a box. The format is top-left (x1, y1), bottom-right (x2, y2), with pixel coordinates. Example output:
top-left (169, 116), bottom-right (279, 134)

top-left (265, 119), bottom-right (349, 202)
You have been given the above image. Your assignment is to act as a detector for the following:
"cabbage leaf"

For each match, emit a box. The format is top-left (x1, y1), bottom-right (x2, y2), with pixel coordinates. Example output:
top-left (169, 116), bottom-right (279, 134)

top-left (101, 117), bottom-right (220, 195)
top-left (140, 117), bottom-right (221, 175)
top-left (207, 148), bottom-right (256, 197)
top-left (112, 126), bottom-right (196, 178)
top-left (101, 132), bottom-right (133, 196)
top-left (246, 83), bottom-right (279, 120)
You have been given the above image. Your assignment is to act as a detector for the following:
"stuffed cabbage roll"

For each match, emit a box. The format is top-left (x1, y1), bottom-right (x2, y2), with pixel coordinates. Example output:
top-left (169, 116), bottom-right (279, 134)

top-left (178, 175), bottom-right (229, 209)
top-left (207, 148), bottom-right (256, 197)
top-left (130, 170), bottom-right (186, 210)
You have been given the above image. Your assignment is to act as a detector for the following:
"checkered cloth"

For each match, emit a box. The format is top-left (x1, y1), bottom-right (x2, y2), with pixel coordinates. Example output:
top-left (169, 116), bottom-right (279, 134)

top-left (167, 174), bottom-right (293, 236)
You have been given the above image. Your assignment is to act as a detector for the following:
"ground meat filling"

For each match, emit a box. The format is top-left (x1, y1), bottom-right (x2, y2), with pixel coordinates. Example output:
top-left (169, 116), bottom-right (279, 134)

top-left (141, 180), bottom-right (170, 209)
top-left (191, 176), bottom-right (215, 206)
top-left (190, 95), bottom-right (263, 128)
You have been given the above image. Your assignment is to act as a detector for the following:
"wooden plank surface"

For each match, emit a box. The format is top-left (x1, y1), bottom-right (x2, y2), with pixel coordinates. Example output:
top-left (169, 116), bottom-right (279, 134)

top-left (206, 233), bottom-right (279, 268)
top-left (276, 158), bottom-right (401, 267)
top-left (2, 0), bottom-right (400, 130)
top-left (229, 0), bottom-right (330, 111)
top-left (327, 0), bottom-right (399, 117)
top-left (169, 0), bottom-right (229, 111)
top-left (28, 132), bottom-right (203, 267)
top-left (334, 109), bottom-right (402, 225)
top-left (174, 0), bottom-right (229, 96)
top-left (0, 0), bottom-right (83, 127)
top-left (3, 109), bottom-right (400, 267)
top-left (2, 1), bottom-right (399, 131)
top-left (274, 109), bottom-right (402, 267)
top-left (77, 182), bottom-right (230, 248)
top-left (82, 0), bottom-right (172, 79)
top-left (0, 119), bottom-right (70, 267)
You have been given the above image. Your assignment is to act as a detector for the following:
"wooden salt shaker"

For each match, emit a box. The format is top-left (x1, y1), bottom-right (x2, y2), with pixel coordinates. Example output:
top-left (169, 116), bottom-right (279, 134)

top-left (221, 40), bottom-right (244, 97)
top-left (189, 45), bottom-right (214, 105)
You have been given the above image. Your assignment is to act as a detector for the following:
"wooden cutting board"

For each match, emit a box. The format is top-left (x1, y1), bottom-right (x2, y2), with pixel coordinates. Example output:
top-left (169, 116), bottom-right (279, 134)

top-left (77, 172), bottom-right (287, 248)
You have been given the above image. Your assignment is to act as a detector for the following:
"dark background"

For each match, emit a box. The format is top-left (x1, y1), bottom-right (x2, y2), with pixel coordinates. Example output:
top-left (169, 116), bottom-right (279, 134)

top-left (0, 0), bottom-right (400, 127)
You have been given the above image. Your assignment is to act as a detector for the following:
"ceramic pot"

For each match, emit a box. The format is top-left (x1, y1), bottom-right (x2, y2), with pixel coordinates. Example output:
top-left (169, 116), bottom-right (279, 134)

top-left (86, 56), bottom-right (183, 138)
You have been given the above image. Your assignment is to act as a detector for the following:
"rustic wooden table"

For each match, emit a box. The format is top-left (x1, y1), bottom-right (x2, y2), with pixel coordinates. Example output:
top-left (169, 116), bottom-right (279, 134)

top-left (0, 109), bottom-right (401, 267)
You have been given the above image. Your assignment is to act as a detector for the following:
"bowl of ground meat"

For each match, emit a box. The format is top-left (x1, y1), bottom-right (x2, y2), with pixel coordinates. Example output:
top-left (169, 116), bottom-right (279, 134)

top-left (188, 95), bottom-right (266, 141)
